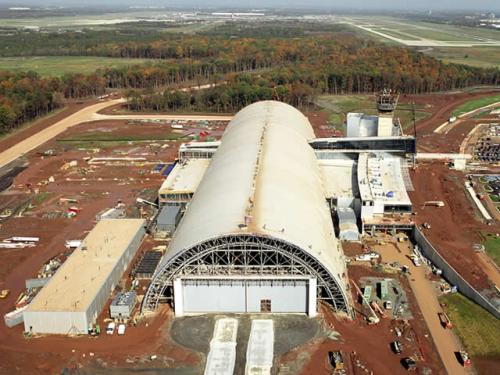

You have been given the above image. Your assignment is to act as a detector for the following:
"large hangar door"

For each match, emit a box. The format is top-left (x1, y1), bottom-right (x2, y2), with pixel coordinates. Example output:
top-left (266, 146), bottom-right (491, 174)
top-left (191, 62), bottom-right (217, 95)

top-left (182, 279), bottom-right (246, 313)
top-left (246, 279), bottom-right (308, 313)
top-left (177, 278), bottom-right (313, 315)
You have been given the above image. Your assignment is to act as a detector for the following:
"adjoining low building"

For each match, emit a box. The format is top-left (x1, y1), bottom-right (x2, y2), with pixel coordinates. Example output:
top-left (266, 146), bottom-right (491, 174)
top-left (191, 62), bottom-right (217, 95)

top-left (110, 291), bottom-right (137, 319)
top-left (23, 219), bottom-right (145, 334)
top-left (358, 152), bottom-right (412, 224)
top-left (158, 158), bottom-right (210, 206)
top-left (156, 205), bottom-right (182, 235)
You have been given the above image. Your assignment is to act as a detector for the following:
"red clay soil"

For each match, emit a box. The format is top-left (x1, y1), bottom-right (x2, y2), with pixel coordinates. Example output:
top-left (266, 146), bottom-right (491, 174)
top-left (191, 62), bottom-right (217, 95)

top-left (307, 111), bottom-right (340, 138)
top-left (0, 120), bottom-right (205, 374)
top-left (0, 99), bottom-right (97, 154)
top-left (400, 90), bottom-right (499, 136)
top-left (283, 264), bottom-right (445, 375)
top-left (409, 164), bottom-right (494, 291)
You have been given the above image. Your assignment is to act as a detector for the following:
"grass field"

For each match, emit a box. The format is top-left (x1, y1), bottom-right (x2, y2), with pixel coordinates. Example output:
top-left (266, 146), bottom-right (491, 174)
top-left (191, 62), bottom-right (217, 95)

top-left (316, 94), bottom-right (429, 133)
top-left (440, 293), bottom-right (500, 358)
top-left (482, 232), bottom-right (500, 266)
top-left (345, 16), bottom-right (500, 69)
top-left (451, 94), bottom-right (500, 117)
top-left (348, 16), bottom-right (500, 43)
top-left (421, 47), bottom-right (500, 68)
top-left (0, 56), bottom-right (150, 76)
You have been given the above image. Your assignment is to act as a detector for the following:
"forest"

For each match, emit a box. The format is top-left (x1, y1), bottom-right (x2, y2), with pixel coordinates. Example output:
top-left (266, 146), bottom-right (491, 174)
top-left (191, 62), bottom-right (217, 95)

top-left (0, 24), bottom-right (499, 132)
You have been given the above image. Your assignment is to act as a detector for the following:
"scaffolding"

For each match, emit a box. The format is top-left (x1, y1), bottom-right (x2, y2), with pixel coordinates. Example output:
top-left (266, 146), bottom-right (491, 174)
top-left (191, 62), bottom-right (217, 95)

top-left (143, 234), bottom-right (350, 315)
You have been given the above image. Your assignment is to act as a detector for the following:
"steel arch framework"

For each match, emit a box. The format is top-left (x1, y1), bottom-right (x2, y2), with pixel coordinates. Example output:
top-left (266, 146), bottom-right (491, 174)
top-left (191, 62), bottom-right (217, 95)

top-left (143, 234), bottom-right (350, 315)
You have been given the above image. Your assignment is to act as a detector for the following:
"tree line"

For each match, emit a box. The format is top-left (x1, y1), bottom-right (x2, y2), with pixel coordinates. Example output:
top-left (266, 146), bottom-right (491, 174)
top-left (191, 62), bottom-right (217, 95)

top-left (1, 31), bottom-right (499, 133)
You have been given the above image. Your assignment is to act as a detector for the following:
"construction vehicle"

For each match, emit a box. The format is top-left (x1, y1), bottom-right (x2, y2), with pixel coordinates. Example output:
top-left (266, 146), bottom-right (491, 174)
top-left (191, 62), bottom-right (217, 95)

top-left (371, 301), bottom-right (387, 318)
top-left (438, 312), bottom-right (453, 329)
top-left (0, 289), bottom-right (9, 299)
top-left (411, 255), bottom-right (421, 267)
top-left (351, 280), bottom-right (380, 324)
top-left (391, 341), bottom-right (403, 354)
top-left (402, 357), bottom-right (417, 371)
top-left (328, 351), bottom-right (344, 370)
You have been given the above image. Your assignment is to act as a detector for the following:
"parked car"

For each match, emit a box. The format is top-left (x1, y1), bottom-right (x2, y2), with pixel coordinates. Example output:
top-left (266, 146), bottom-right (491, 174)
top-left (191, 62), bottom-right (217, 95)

top-left (117, 324), bottom-right (126, 335)
top-left (106, 322), bottom-right (115, 335)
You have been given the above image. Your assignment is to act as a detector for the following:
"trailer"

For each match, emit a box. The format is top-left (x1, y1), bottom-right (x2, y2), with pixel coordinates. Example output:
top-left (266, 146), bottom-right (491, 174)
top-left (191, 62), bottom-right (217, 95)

top-left (423, 201), bottom-right (445, 207)
top-left (459, 350), bottom-right (471, 367)
top-left (438, 312), bottom-right (453, 329)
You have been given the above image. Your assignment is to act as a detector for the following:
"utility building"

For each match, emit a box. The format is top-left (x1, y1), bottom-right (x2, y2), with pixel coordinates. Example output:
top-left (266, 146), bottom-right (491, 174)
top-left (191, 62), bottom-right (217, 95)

top-left (24, 219), bottom-right (145, 334)
top-left (145, 101), bottom-right (351, 317)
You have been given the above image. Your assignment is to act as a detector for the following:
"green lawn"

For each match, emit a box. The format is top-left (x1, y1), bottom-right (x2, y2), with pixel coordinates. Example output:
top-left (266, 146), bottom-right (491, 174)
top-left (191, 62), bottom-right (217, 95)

top-left (452, 94), bottom-right (500, 117)
top-left (0, 56), bottom-right (151, 77)
top-left (421, 47), bottom-right (500, 69)
top-left (440, 293), bottom-right (500, 358)
top-left (482, 232), bottom-right (500, 266)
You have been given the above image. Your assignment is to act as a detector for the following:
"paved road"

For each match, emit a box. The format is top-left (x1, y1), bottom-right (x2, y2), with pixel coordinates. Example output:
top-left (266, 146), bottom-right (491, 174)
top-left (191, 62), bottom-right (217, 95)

top-left (0, 98), bottom-right (233, 169)
top-left (375, 239), bottom-right (473, 375)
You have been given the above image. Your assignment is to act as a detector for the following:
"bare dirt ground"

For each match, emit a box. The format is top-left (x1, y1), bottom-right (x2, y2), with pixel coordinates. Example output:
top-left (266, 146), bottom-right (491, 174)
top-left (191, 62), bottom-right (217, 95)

top-left (276, 259), bottom-right (445, 375)
top-left (397, 90), bottom-right (500, 153)
top-left (0, 120), bottom-right (213, 374)
top-left (409, 164), bottom-right (496, 290)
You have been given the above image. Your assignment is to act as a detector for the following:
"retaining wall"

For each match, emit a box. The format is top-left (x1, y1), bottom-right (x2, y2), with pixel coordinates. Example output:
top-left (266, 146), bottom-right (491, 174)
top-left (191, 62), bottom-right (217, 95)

top-left (413, 228), bottom-right (500, 319)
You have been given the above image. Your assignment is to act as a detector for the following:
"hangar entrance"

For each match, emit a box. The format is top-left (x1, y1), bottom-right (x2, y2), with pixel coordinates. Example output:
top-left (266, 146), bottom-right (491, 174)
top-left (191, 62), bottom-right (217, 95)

top-left (173, 277), bottom-right (317, 317)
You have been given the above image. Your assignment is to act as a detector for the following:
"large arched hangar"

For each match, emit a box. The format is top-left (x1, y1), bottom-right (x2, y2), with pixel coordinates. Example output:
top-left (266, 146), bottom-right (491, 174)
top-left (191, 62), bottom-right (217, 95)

top-left (144, 101), bottom-right (351, 316)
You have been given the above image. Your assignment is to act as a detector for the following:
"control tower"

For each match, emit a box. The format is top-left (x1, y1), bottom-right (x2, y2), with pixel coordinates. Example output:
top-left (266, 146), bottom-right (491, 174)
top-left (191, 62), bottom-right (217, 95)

top-left (376, 89), bottom-right (399, 113)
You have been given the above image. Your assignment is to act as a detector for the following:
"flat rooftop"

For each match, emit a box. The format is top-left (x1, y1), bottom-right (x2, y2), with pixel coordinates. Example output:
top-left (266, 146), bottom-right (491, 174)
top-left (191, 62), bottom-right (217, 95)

top-left (318, 157), bottom-right (357, 199)
top-left (27, 219), bottom-right (145, 312)
top-left (358, 152), bottom-right (411, 206)
top-left (159, 158), bottom-right (210, 194)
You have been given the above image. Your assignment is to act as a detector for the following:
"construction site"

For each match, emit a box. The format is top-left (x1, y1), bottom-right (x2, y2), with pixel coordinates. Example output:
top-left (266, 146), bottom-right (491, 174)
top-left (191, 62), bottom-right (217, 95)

top-left (0, 89), bottom-right (499, 375)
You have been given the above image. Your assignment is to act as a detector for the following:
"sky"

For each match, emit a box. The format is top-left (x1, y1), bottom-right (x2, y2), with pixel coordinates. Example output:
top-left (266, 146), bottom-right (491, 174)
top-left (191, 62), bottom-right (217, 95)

top-left (0, 0), bottom-right (498, 11)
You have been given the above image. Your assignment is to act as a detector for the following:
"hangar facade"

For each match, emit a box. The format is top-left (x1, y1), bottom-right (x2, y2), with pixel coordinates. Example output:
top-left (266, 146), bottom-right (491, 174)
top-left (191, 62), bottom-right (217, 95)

top-left (144, 101), bottom-right (351, 316)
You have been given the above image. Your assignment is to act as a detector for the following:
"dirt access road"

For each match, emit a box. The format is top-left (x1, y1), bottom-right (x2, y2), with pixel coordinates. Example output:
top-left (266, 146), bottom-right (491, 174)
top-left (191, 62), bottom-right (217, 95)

top-left (0, 98), bottom-right (233, 169)
top-left (374, 238), bottom-right (473, 375)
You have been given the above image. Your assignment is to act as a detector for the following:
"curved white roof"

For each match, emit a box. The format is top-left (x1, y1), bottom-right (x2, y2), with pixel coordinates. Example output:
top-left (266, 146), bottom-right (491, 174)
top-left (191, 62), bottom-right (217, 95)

top-left (162, 101), bottom-right (346, 281)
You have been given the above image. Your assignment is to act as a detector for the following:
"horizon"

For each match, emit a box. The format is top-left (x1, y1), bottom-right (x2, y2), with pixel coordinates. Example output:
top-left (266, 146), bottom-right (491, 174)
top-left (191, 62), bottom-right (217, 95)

top-left (0, 1), bottom-right (499, 13)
